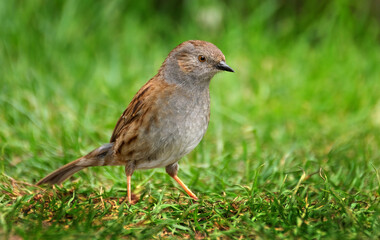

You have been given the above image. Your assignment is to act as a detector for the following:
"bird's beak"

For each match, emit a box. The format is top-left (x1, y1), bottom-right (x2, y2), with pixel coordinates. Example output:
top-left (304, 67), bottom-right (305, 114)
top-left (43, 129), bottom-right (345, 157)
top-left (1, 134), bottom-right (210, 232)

top-left (216, 61), bottom-right (234, 72)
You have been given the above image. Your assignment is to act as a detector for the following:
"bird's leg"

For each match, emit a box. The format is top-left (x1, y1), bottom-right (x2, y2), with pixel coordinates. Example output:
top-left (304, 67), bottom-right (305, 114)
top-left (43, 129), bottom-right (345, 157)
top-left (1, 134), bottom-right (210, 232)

top-left (125, 162), bottom-right (136, 204)
top-left (126, 174), bottom-right (132, 203)
top-left (166, 163), bottom-right (198, 201)
top-left (172, 175), bottom-right (198, 200)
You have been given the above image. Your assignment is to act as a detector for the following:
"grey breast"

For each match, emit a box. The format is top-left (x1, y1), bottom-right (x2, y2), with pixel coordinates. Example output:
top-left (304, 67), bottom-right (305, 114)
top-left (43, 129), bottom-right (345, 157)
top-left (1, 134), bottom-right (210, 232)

top-left (135, 86), bottom-right (210, 169)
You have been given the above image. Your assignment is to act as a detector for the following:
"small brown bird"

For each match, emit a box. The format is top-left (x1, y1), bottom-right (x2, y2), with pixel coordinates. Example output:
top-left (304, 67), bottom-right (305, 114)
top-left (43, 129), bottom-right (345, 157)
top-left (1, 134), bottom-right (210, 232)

top-left (37, 40), bottom-right (234, 204)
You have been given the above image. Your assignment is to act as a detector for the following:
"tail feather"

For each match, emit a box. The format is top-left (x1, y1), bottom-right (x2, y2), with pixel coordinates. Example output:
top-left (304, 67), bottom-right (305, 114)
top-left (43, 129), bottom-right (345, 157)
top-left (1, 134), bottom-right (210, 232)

top-left (36, 143), bottom-right (115, 185)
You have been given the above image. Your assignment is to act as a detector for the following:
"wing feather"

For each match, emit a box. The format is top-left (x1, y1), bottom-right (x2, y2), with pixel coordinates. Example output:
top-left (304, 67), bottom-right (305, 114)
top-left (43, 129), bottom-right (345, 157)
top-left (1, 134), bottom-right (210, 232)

top-left (110, 81), bottom-right (153, 142)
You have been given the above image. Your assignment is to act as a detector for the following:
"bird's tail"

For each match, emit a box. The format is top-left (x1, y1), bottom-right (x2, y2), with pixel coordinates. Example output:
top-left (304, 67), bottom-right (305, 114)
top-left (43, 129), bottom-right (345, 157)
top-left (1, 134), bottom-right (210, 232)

top-left (36, 143), bottom-right (116, 185)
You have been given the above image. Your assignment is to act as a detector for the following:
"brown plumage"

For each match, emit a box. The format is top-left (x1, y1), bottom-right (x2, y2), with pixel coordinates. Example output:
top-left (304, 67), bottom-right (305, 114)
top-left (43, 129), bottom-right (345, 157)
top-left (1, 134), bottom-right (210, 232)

top-left (37, 40), bottom-right (234, 204)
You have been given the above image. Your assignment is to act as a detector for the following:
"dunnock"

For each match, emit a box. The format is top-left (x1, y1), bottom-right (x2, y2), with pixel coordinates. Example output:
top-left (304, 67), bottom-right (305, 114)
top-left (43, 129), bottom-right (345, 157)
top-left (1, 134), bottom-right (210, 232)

top-left (37, 40), bottom-right (234, 204)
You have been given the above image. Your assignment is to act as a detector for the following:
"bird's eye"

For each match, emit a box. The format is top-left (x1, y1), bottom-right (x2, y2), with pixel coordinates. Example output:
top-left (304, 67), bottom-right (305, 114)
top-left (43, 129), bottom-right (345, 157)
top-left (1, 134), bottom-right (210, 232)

top-left (198, 55), bottom-right (206, 62)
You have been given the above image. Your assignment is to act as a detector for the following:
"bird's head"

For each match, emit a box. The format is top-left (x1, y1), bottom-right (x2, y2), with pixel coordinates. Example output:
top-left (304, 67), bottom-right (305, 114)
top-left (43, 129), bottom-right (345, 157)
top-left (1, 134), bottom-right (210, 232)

top-left (161, 40), bottom-right (234, 86)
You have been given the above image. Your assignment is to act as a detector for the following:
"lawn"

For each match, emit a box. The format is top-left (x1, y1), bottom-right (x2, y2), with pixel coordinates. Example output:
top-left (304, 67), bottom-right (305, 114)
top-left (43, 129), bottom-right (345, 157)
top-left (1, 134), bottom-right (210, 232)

top-left (1, 1), bottom-right (379, 239)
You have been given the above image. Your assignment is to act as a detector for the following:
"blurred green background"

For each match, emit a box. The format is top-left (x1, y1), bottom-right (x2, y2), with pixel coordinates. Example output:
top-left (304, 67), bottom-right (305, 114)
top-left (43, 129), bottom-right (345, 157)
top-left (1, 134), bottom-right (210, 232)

top-left (1, 0), bottom-right (379, 238)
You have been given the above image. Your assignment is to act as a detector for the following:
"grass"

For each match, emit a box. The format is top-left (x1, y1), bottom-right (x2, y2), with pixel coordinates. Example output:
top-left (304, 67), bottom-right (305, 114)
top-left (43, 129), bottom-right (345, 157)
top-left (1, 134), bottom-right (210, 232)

top-left (1, 0), bottom-right (380, 239)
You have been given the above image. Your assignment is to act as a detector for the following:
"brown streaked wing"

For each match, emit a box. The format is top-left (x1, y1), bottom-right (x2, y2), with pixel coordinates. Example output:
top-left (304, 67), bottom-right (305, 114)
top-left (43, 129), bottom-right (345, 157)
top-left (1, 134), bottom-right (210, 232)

top-left (110, 80), bottom-right (154, 143)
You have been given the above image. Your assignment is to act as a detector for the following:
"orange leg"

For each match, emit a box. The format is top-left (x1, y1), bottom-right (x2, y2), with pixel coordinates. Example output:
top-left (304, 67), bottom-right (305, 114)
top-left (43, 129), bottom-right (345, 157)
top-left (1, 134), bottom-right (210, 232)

top-left (127, 174), bottom-right (132, 204)
top-left (171, 175), bottom-right (198, 201)
top-left (125, 164), bottom-right (135, 204)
